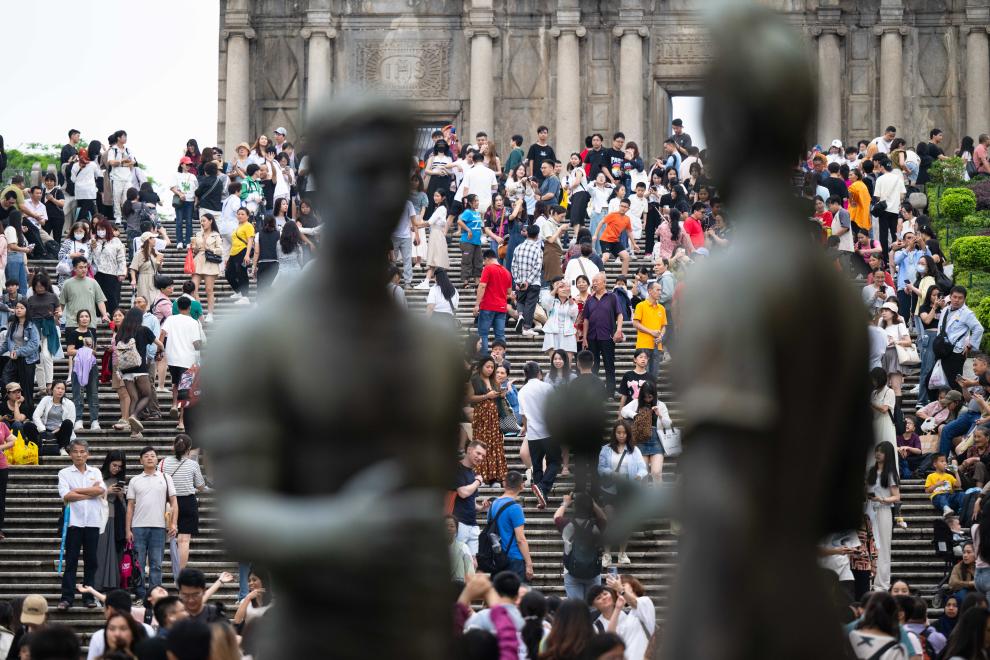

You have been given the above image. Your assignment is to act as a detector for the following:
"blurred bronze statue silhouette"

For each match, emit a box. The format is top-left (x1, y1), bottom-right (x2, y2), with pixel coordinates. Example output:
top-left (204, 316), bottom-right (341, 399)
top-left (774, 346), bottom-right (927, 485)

top-left (200, 97), bottom-right (464, 659)
top-left (665, 5), bottom-right (872, 659)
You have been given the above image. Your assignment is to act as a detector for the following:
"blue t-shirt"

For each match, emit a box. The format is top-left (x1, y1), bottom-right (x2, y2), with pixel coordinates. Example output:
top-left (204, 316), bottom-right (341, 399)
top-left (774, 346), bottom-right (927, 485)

top-left (489, 496), bottom-right (525, 561)
top-left (460, 209), bottom-right (484, 246)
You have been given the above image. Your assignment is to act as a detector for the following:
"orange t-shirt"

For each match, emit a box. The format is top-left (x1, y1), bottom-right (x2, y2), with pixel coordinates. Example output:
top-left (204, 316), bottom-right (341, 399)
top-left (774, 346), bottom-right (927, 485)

top-left (600, 212), bottom-right (631, 243)
top-left (848, 180), bottom-right (872, 230)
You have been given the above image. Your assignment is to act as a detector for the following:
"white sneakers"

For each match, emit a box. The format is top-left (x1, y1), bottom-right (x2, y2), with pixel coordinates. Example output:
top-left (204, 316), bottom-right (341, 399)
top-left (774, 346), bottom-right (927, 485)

top-left (617, 552), bottom-right (631, 565)
top-left (230, 292), bottom-right (242, 300)
top-left (235, 297), bottom-right (251, 306)
top-left (73, 420), bottom-right (83, 431)
top-left (204, 313), bottom-right (214, 323)
top-left (90, 421), bottom-right (101, 431)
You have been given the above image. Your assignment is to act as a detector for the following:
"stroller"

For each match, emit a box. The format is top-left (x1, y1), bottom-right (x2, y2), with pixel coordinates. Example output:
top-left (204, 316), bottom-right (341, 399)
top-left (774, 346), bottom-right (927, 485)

top-left (930, 516), bottom-right (972, 607)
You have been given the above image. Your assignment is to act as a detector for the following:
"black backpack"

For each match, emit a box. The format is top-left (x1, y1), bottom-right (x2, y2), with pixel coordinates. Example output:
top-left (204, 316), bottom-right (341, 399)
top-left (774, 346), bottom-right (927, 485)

top-left (563, 518), bottom-right (601, 579)
top-left (477, 499), bottom-right (519, 574)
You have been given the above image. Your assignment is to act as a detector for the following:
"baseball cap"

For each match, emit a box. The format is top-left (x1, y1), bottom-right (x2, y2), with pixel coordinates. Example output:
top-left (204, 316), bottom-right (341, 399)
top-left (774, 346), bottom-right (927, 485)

top-left (21, 594), bottom-right (48, 625)
top-left (179, 156), bottom-right (193, 165)
top-left (944, 390), bottom-right (963, 403)
top-left (139, 231), bottom-right (157, 244)
top-left (5, 382), bottom-right (21, 393)
top-left (830, 139), bottom-right (843, 149)
top-left (274, 127), bottom-right (287, 136)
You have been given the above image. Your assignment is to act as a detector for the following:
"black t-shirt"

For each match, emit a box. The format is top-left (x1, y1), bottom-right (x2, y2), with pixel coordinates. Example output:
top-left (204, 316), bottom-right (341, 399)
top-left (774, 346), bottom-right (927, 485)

top-left (120, 326), bottom-right (156, 374)
top-left (1, 398), bottom-right (33, 425)
top-left (584, 148), bottom-right (610, 180)
top-left (453, 464), bottom-right (479, 527)
top-left (823, 177), bottom-right (848, 204)
top-left (605, 149), bottom-right (625, 182)
top-left (64, 326), bottom-right (97, 351)
top-left (59, 144), bottom-right (76, 185)
top-left (43, 186), bottom-right (65, 225)
top-left (918, 300), bottom-right (940, 329)
top-left (526, 143), bottom-right (556, 182)
top-left (195, 175), bottom-right (223, 211)
top-left (618, 370), bottom-right (654, 402)
top-left (139, 189), bottom-right (161, 205)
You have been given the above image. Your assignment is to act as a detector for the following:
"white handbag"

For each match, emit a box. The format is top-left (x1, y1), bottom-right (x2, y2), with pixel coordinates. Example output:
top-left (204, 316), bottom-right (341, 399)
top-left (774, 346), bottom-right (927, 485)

top-left (658, 427), bottom-right (682, 456)
top-left (895, 343), bottom-right (921, 366)
top-left (929, 360), bottom-right (948, 390)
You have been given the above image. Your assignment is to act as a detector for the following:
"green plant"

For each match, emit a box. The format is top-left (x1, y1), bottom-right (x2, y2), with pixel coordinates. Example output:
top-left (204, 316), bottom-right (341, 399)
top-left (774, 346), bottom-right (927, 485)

top-left (950, 235), bottom-right (990, 271)
top-left (963, 211), bottom-right (990, 228)
top-left (977, 298), bottom-right (990, 352)
top-left (940, 187), bottom-right (978, 222)
top-left (3, 145), bottom-right (61, 183)
top-left (930, 156), bottom-right (967, 188)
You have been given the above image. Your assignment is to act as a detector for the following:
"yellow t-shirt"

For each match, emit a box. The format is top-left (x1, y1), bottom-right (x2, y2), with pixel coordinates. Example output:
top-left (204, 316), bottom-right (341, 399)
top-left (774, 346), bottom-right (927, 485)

top-left (924, 471), bottom-right (958, 500)
top-left (230, 221), bottom-right (256, 257)
top-left (633, 299), bottom-right (668, 350)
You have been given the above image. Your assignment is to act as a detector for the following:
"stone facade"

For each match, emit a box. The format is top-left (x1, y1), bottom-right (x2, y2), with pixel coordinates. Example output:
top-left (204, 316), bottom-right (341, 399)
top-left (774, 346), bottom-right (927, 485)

top-left (219, 0), bottom-right (990, 158)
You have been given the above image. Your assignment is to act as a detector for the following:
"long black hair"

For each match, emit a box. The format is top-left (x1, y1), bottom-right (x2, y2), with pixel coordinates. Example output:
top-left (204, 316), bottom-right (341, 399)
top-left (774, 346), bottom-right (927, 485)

top-left (87, 140), bottom-right (101, 162)
top-left (867, 442), bottom-right (899, 490)
top-left (957, 135), bottom-right (975, 158)
top-left (519, 590), bottom-right (547, 660)
top-left (944, 606), bottom-right (990, 660)
top-left (248, 566), bottom-right (274, 607)
top-left (434, 268), bottom-right (455, 305)
top-left (117, 307), bottom-right (145, 343)
top-left (856, 592), bottom-right (900, 638)
top-left (5, 210), bottom-right (26, 246)
top-left (668, 208), bottom-right (682, 242)
top-left (100, 450), bottom-right (128, 481)
top-left (279, 219), bottom-right (301, 254)
top-left (637, 380), bottom-right (658, 410)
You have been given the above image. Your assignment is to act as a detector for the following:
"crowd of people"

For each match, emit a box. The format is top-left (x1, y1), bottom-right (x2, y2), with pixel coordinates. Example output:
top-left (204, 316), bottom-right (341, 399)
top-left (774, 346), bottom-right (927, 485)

top-left (2, 115), bottom-right (990, 658)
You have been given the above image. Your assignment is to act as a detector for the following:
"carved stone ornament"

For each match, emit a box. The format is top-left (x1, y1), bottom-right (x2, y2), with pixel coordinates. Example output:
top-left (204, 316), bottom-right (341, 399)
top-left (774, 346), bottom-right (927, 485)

top-left (354, 40), bottom-right (450, 98)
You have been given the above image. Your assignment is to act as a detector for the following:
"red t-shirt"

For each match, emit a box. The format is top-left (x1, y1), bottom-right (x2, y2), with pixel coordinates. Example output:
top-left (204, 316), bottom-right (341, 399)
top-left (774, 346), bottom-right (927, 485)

top-left (683, 217), bottom-right (705, 248)
top-left (479, 263), bottom-right (512, 312)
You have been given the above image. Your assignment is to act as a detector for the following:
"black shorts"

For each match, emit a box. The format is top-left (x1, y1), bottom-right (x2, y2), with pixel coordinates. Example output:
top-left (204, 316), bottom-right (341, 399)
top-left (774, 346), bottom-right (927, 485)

top-left (168, 365), bottom-right (189, 388)
top-left (449, 200), bottom-right (464, 217)
top-left (601, 241), bottom-right (626, 258)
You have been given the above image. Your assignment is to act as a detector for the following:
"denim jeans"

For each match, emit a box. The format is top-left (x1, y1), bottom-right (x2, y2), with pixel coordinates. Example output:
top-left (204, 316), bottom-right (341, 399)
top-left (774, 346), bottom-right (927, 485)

top-left (71, 365), bottom-right (100, 424)
top-left (477, 310), bottom-right (506, 355)
top-left (506, 557), bottom-right (528, 585)
top-left (564, 572), bottom-right (601, 601)
top-left (391, 236), bottom-right (413, 285)
top-left (589, 211), bottom-right (605, 254)
top-left (646, 348), bottom-right (663, 380)
top-left (239, 562), bottom-right (251, 600)
top-left (175, 201), bottom-right (195, 245)
top-left (915, 328), bottom-right (936, 407)
top-left (5, 257), bottom-right (27, 296)
top-left (940, 410), bottom-right (980, 457)
top-left (932, 491), bottom-right (965, 513)
top-left (976, 567), bottom-right (990, 595)
top-left (132, 526), bottom-right (166, 600)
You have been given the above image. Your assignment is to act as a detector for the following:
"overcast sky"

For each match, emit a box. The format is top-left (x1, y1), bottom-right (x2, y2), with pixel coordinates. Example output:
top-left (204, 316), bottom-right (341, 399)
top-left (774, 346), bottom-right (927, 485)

top-left (5, 0), bottom-right (219, 187)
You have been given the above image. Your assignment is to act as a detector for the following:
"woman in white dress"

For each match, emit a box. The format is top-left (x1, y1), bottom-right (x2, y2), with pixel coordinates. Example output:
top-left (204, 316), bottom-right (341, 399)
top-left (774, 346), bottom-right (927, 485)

top-left (866, 442), bottom-right (900, 592)
top-left (416, 191), bottom-right (450, 290)
top-left (871, 367), bottom-right (897, 458)
top-left (542, 279), bottom-right (579, 357)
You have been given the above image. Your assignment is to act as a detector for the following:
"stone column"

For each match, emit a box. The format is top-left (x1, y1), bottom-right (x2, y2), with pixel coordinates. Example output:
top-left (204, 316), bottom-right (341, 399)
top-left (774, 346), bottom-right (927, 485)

top-left (813, 26), bottom-right (845, 146)
top-left (223, 26), bottom-right (255, 154)
top-left (549, 25), bottom-right (586, 155)
top-left (301, 26), bottom-right (337, 120)
top-left (614, 26), bottom-right (649, 146)
top-left (965, 26), bottom-right (990, 138)
top-left (875, 26), bottom-right (908, 133)
top-left (466, 27), bottom-right (498, 140)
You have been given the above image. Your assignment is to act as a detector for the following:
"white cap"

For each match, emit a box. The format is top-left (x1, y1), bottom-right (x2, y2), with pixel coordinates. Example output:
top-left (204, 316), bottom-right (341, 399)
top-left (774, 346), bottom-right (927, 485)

top-left (274, 127), bottom-right (287, 136)
top-left (830, 139), bottom-right (843, 149)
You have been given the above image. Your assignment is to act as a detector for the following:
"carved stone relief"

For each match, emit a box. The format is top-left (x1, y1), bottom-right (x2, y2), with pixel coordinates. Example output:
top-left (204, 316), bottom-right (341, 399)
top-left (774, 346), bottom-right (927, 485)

top-left (354, 40), bottom-right (450, 98)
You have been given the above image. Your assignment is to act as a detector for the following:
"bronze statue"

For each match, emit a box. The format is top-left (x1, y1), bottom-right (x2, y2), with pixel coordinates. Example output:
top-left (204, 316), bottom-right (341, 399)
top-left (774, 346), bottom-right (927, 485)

top-left (594, 5), bottom-right (873, 659)
top-left (200, 97), bottom-right (465, 659)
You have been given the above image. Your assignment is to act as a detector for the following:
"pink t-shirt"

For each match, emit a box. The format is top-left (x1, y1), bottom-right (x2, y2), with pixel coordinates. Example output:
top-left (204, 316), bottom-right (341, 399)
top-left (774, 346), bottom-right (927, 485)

top-left (0, 422), bottom-right (10, 469)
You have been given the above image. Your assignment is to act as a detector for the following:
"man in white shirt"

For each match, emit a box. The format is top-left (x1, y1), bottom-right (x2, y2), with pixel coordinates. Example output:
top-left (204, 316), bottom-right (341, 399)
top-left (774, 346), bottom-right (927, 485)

top-left (458, 152), bottom-right (498, 217)
top-left (518, 361), bottom-right (558, 509)
top-left (873, 160), bottom-right (907, 257)
top-left (627, 184), bottom-right (649, 240)
top-left (869, 126), bottom-right (897, 156)
top-left (57, 439), bottom-right (106, 610)
top-left (159, 296), bottom-right (203, 420)
top-left (564, 242), bottom-right (601, 292)
top-left (107, 130), bottom-right (136, 223)
top-left (23, 186), bottom-right (48, 231)
top-left (127, 446), bottom-right (178, 602)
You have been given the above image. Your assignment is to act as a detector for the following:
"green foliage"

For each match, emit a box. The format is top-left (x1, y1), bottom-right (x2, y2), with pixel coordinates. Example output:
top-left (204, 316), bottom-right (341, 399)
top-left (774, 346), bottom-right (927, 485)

top-left (963, 212), bottom-right (990, 229)
top-left (977, 298), bottom-right (990, 353)
top-left (3, 144), bottom-right (61, 182)
top-left (930, 157), bottom-right (967, 187)
top-left (940, 187), bottom-right (978, 221)
top-left (950, 235), bottom-right (990, 272)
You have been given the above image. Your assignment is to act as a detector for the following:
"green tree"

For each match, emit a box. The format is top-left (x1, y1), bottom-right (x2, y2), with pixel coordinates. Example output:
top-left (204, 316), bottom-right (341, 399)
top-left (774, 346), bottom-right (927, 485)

top-left (3, 143), bottom-right (61, 182)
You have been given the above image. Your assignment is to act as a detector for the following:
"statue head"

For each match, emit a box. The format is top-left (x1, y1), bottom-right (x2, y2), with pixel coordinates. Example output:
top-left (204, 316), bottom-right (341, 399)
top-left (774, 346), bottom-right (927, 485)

top-left (308, 96), bottom-right (416, 276)
top-left (702, 5), bottom-right (815, 201)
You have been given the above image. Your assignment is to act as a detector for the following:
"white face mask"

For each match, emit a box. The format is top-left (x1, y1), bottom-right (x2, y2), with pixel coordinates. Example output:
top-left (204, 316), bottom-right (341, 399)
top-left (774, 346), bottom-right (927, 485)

top-left (917, 265), bottom-right (927, 274)
top-left (74, 232), bottom-right (85, 241)
top-left (96, 230), bottom-right (107, 238)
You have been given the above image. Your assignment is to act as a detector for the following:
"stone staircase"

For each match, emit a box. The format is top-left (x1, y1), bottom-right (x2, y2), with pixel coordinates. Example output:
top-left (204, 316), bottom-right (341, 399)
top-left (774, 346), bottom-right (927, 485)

top-left (0, 221), bottom-right (950, 646)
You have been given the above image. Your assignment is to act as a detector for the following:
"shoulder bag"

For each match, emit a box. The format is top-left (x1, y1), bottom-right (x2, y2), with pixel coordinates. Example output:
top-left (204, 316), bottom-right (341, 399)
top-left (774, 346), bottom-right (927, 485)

top-left (932, 308), bottom-right (954, 360)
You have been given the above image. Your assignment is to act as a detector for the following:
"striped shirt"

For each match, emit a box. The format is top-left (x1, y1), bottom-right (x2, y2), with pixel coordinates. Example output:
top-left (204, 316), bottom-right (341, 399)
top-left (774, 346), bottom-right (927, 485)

top-left (160, 456), bottom-right (206, 497)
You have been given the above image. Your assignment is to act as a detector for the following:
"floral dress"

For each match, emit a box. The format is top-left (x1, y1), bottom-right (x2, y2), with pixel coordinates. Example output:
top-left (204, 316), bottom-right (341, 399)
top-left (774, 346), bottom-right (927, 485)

top-left (471, 376), bottom-right (506, 484)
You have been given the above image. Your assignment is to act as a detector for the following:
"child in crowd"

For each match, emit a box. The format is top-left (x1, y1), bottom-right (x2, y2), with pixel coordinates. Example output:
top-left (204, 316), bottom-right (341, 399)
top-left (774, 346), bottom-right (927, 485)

top-left (926, 455), bottom-right (964, 518)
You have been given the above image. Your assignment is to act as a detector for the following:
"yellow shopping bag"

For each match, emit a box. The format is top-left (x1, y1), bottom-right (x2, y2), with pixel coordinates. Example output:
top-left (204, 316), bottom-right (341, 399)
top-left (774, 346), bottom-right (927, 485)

top-left (3, 431), bottom-right (39, 466)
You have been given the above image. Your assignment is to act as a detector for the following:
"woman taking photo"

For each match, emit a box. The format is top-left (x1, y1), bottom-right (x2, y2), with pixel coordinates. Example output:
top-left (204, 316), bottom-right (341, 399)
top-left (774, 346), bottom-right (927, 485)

top-left (170, 157), bottom-right (198, 249)
top-left (425, 268), bottom-right (459, 327)
top-left (108, 308), bottom-right (131, 432)
top-left (467, 356), bottom-right (507, 486)
top-left (94, 450), bottom-right (127, 591)
top-left (115, 307), bottom-right (162, 439)
top-left (564, 152), bottom-right (591, 240)
top-left (56, 221), bottom-right (91, 288)
top-left (129, 231), bottom-right (163, 305)
top-left (90, 217), bottom-right (127, 315)
top-left (31, 381), bottom-right (75, 455)
top-left (65, 309), bottom-right (100, 431)
top-left (416, 190), bottom-right (450, 290)
top-left (190, 213), bottom-right (223, 323)
top-left (573, 274), bottom-right (591, 349)
top-left (4, 212), bottom-right (31, 296)
top-left (160, 435), bottom-right (206, 572)
top-left (0, 301), bottom-right (39, 409)
top-left (423, 140), bottom-right (453, 215)
top-left (482, 194), bottom-right (511, 259)
top-left (914, 278), bottom-right (943, 409)
top-left (542, 279), bottom-right (579, 359)
top-left (867, 442), bottom-right (901, 593)
top-left (25, 270), bottom-right (60, 397)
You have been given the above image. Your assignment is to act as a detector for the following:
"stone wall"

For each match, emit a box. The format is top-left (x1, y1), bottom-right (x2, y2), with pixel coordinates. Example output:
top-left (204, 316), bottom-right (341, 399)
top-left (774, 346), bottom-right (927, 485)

top-left (218, 0), bottom-right (990, 158)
